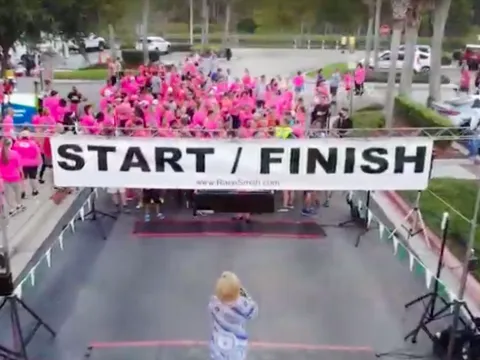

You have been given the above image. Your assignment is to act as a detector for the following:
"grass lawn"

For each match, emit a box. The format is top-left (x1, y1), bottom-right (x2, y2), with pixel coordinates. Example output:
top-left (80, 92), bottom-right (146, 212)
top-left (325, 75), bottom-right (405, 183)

top-left (306, 62), bottom-right (348, 78)
top-left (54, 69), bottom-right (108, 80)
top-left (399, 179), bottom-right (480, 277)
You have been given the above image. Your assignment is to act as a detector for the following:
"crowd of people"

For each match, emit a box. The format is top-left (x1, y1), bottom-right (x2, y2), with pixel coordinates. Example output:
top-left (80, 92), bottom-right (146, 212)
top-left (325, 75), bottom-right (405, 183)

top-left (0, 52), bottom-right (362, 220)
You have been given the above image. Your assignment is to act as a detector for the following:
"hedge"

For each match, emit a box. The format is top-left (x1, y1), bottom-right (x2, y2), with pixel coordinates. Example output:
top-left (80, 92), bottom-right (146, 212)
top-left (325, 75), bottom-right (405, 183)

top-left (121, 50), bottom-right (163, 67)
top-left (351, 109), bottom-right (385, 128)
top-left (394, 95), bottom-right (453, 148)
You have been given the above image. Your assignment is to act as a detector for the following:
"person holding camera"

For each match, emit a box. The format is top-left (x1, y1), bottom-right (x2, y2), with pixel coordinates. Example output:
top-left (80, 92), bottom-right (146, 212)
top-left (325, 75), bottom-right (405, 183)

top-left (209, 271), bottom-right (258, 360)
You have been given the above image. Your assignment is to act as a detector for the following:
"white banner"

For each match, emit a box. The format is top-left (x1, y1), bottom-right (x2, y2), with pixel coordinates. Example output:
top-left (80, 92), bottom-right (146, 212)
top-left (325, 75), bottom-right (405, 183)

top-left (51, 135), bottom-right (434, 191)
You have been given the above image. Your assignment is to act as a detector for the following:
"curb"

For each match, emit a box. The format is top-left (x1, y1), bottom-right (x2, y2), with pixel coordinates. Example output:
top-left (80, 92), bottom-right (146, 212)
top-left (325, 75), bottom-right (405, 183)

top-left (384, 190), bottom-right (480, 303)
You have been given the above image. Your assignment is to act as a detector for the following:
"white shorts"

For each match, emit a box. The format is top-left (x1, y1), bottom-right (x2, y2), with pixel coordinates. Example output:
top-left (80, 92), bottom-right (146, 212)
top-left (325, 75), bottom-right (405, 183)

top-left (210, 332), bottom-right (247, 360)
top-left (106, 187), bottom-right (125, 194)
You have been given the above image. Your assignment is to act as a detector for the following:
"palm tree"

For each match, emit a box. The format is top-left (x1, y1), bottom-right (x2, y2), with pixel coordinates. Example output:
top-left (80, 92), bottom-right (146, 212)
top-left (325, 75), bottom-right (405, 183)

top-left (372, 0), bottom-right (383, 70)
top-left (189, 0), bottom-right (194, 45)
top-left (223, 0), bottom-right (232, 46)
top-left (201, 0), bottom-right (209, 45)
top-left (363, 0), bottom-right (376, 67)
top-left (428, 0), bottom-right (452, 105)
top-left (384, 0), bottom-right (410, 127)
top-left (399, 0), bottom-right (433, 95)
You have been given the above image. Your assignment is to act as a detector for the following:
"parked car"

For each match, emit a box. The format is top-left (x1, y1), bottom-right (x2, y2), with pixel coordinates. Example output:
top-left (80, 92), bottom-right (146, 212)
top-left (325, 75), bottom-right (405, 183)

top-left (68, 34), bottom-right (107, 52)
top-left (361, 50), bottom-right (430, 73)
top-left (461, 44), bottom-right (480, 71)
top-left (431, 95), bottom-right (480, 130)
top-left (398, 44), bottom-right (431, 54)
top-left (135, 36), bottom-right (171, 53)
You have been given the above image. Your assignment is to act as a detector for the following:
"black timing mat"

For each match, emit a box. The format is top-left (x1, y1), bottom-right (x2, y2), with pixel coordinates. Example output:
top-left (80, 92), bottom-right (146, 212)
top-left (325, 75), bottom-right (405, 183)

top-left (133, 219), bottom-right (326, 239)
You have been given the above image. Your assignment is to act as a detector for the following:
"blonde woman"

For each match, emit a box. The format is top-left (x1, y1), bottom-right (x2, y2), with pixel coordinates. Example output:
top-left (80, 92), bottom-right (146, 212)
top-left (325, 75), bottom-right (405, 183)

top-left (209, 271), bottom-right (258, 360)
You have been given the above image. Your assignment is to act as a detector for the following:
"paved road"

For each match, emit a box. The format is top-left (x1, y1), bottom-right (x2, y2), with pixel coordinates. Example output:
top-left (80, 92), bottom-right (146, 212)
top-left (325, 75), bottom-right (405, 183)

top-left (0, 195), bottom-right (437, 360)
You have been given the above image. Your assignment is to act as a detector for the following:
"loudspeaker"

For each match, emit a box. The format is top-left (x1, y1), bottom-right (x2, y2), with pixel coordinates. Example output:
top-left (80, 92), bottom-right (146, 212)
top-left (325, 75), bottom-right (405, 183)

top-left (0, 272), bottom-right (14, 296)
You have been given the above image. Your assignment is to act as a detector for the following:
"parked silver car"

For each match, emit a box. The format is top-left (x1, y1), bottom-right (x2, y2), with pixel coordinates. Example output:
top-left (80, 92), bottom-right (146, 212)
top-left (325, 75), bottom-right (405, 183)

top-left (431, 95), bottom-right (480, 130)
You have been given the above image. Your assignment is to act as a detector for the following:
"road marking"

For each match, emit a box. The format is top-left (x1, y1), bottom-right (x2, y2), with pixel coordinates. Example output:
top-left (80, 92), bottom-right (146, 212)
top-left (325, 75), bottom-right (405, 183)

top-left (89, 339), bottom-right (373, 352)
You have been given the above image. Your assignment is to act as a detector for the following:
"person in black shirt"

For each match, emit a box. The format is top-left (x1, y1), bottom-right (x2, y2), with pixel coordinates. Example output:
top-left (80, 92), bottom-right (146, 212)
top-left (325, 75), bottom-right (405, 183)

top-left (67, 86), bottom-right (84, 114)
top-left (334, 108), bottom-right (353, 137)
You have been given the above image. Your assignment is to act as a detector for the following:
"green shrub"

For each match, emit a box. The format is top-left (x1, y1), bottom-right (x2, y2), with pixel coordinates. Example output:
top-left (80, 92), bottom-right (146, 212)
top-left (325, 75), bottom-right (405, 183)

top-left (394, 95), bottom-right (452, 148)
top-left (169, 43), bottom-right (193, 52)
top-left (441, 53), bottom-right (453, 66)
top-left (452, 49), bottom-right (463, 62)
top-left (365, 71), bottom-right (451, 84)
top-left (356, 103), bottom-right (384, 112)
top-left (121, 49), bottom-right (161, 67)
top-left (351, 110), bottom-right (385, 128)
top-left (237, 18), bottom-right (258, 34)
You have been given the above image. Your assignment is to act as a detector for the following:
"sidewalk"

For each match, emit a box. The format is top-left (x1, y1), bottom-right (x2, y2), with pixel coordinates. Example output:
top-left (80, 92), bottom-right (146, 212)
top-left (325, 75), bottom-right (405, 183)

top-left (1, 178), bottom-right (80, 280)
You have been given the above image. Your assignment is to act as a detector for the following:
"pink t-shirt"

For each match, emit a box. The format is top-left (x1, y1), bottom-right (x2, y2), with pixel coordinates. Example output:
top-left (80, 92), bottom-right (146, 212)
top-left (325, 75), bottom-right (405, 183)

top-left (0, 149), bottom-right (22, 182)
top-left (13, 139), bottom-right (41, 167)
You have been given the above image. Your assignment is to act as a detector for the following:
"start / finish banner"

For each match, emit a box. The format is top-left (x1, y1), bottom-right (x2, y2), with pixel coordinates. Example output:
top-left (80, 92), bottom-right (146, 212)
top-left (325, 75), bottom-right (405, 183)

top-left (51, 136), bottom-right (434, 191)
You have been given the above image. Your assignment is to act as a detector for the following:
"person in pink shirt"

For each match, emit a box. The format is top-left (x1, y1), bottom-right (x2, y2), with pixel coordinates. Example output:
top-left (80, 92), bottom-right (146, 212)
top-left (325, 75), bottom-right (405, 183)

top-left (460, 64), bottom-right (471, 93)
top-left (293, 71), bottom-right (305, 96)
top-left (0, 138), bottom-right (24, 214)
top-left (13, 129), bottom-right (41, 197)
top-left (343, 72), bottom-right (353, 93)
top-left (354, 63), bottom-right (366, 96)
top-left (2, 108), bottom-right (15, 137)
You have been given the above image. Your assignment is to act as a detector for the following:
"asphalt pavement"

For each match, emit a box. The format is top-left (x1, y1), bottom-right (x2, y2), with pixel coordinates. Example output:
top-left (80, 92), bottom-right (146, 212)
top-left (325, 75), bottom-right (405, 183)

top-left (0, 194), bottom-right (439, 360)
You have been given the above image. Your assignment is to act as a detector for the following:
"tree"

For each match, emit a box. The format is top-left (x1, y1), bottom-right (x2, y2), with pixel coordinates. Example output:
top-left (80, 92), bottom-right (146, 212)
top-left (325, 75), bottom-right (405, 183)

top-left (399, 0), bottom-right (433, 95)
top-left (372, 0), bottom-right (383, 69)
top-left (428, 0), bottom-right (452, 104)
top-left (0, 0), bottom-right (50, 75)
top-left (384, 0), bottom-right (410, 127)
top-left (363, 0), bottom-right (376, 68)
top-left (43, 0), bottom-right (128, 63)
top-left (444, 0), bottom-right (472, 37)
top-left (223, 0), bottom-right (233, 45)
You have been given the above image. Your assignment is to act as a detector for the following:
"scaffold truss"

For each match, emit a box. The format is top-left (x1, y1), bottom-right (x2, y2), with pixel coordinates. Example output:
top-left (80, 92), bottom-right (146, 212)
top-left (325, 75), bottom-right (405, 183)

top-left (2, 125), bottom-right (480, 141)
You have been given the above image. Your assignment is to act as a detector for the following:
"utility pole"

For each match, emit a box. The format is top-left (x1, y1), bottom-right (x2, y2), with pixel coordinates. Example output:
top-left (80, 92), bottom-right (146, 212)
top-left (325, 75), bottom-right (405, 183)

top-left (141, 0), bottom-right (150, 65)
top-left (189, 0), bottom-right (194, 45)
top-left (372, 0), bottom-right (382, 69)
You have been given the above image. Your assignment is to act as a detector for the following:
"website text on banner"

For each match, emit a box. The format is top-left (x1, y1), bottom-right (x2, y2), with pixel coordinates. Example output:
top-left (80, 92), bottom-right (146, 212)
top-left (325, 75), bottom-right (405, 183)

top-left (51, 136), bottom-right (434, 191)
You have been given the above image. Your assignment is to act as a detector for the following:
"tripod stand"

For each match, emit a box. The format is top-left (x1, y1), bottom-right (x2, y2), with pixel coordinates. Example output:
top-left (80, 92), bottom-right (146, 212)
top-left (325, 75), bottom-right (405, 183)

top-left (0, 199), bottom-right (55, 360)
top-left (83, 188), bottom-right (117, 240)
top-left (0, 293), bottom-right (56, 360)
top-left (338, 191), bottom-right (373, 247)
top-left (403, 212), bottom-right (466, 344)
top-left (389, 190), bottom-right (430, 248)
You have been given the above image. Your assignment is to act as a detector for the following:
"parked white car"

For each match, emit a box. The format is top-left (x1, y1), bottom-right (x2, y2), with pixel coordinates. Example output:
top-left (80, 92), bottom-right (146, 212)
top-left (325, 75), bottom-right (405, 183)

top-left (431, 95), bottom-right (480, 130)
top-left (361, 50), bottom-right (430, 73)
top-left (68, 34), bottom-right (107, 52)
top-left (398, 44), bottom-right (431, 54)
top-left (135, 36), bottom-right (171, 53)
